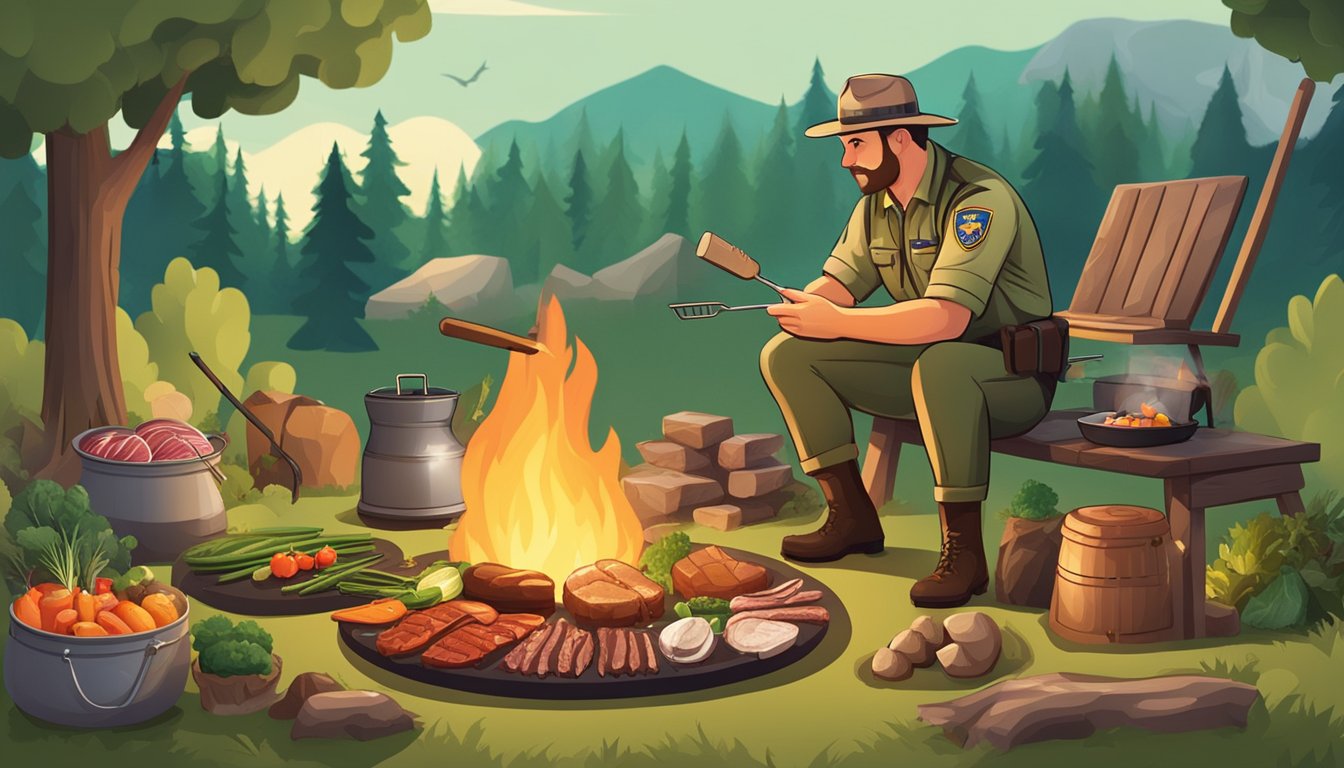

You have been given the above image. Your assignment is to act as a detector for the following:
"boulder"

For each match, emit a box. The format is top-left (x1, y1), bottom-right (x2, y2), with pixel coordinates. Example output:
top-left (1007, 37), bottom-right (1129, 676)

top-left (541, 264), bottom-right (604, 301)
top-left (591, 234), bottom-right (690, 300)
top-left (291, 690), bottom-right (417, 741)
top-left (872, 648), bottom-right (913, 681)
top-left (1205, 601), bottom-right (1241, 638)
top-left (637, 440), bottom-right (712, 473)
top-left (994, 515), bottom-right (1066, 608)
top-left (938, 612), bottom-right (1002, 679)
top-left (888, 629), bottom-right (937, 668)
top-left (365, 255), bottom-right (513, 320)
top-left (917, 673), bottom-right (1261, 750)
top-left (621, 466), bottom-right (724, 519)
top-left (692, 502), bottom-right (776, 532)
top-left (727, 460), bottom-right (793, 498)
top-left (718, 433), bottom-right (785, 470)
top-left (662, 411), bottom-right (734, 449)
top-left (244, 390), bottom-right (360, 490)
top-left (269, 672), bottom-right (345, 720)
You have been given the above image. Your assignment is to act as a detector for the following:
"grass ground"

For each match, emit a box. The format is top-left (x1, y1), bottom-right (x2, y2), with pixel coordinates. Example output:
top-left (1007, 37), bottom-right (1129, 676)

top-left (4, 298), bottom-right (1338, 765)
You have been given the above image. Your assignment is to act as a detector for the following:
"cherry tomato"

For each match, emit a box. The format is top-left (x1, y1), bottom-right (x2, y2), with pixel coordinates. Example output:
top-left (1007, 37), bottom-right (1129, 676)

top-left (314, 546), bottom-right (338, 570)
top-left (270, 552), bottom-right (299, 579)
top-left (295, 553), bottom-right (316, 571)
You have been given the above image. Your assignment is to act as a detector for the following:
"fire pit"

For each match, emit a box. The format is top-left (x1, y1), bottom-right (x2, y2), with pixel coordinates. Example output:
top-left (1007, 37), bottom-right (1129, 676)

top-left (337, 547), bottom-right (845, 700)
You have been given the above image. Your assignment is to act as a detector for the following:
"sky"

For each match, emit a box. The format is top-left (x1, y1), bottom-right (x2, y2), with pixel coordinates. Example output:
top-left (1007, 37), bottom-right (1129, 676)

top-left (104, 0), bottom-right (1237, 150)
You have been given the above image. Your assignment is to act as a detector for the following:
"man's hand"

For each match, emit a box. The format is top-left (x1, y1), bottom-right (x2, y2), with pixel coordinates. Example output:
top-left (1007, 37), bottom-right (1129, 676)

top-left (767, 288), bottom-right (848, 340)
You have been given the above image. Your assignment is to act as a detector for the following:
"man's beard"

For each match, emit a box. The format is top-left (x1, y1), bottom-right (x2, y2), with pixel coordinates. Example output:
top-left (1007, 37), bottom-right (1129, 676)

top-left (850, 141), bottom-right (901, 195)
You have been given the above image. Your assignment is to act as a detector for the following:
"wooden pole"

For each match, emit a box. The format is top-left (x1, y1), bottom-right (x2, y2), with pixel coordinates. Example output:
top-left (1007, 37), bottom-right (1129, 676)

top-left (1211, 78), bottom-right (1315, 335)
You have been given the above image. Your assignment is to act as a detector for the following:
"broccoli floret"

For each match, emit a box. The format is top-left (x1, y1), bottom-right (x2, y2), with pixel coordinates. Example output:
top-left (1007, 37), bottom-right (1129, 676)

top-left (686, 596), bottom-right (730, 613)
top-left (639, 531), bottom-right (692, 593)
top-left (190, 615), bottom-right (236, 653)
top-left (198, 640), bottom-right (273, 677)
top-left (232, 619), bottom-right (274, 654)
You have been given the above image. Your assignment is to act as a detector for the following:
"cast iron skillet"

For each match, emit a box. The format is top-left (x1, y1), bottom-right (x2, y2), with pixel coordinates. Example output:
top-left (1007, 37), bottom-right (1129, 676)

top-left (1077, 411), bottom-right (1199, 448)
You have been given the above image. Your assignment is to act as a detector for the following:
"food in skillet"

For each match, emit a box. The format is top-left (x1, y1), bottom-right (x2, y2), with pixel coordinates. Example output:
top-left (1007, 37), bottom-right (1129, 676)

top-left (1102, 402), bottom-right (1173, 428)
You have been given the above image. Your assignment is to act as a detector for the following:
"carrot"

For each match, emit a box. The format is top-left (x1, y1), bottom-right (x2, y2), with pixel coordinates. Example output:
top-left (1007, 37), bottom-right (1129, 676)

top-left (330, 598), bottom-right (408, 625)
top-left (53, 608), bottom-right (78, 635)
top-left (13, 594), bottom-right (41, 629)
top-left (39, 589), bottom-right (74, 632)
top-left (96, 612), bottom-right (133, 636)
top-left (93, 592), bottom-right (119, 614)
top-left (32, 582), bottom-right (64, 597)
top-left (75, 591), bottom-right (97, 623)
top-left (72, 621), bottom-right (109, 637)
top-left (140, 593), bottom-right (179, 628)
top-left (1140, 402), bottom-right (1157, 419)
top-left (113, 602), bottom-right (156, 633)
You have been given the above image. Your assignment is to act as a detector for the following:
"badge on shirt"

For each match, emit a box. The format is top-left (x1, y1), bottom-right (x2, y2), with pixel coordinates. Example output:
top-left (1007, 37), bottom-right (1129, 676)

top-left (954, 207), bottom-right (993, 250)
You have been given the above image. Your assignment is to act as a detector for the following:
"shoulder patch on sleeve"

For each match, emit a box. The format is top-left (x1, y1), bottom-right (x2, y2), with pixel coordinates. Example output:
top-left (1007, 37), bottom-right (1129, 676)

top-left (954, 207), bottom-right (993, 250)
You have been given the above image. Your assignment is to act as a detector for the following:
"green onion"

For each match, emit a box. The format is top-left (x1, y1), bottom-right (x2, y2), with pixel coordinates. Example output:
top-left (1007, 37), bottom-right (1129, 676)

top-left (285, 554), bottom-right (384, 595)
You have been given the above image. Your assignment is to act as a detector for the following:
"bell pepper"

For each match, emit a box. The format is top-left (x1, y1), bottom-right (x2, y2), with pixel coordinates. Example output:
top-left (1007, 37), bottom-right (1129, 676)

top-left (94, 577), bottom-right (114, 595)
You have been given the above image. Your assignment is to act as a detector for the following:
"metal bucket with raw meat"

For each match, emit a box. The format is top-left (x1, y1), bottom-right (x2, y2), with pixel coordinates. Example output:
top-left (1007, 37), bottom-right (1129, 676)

top-left (357, 374), bottom-right (466, 521)
top-left (5, 602), bottom-right (191, 727)
top-left (73, 428), bottom-right (229, 563)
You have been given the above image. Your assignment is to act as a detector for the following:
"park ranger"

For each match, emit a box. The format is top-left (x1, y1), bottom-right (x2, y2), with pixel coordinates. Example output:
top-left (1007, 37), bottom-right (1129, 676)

top-left (762, 73), bottom-right (1056, 608)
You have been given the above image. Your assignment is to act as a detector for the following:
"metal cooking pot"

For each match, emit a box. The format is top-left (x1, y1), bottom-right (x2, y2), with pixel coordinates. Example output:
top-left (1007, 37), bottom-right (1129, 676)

top-left (357, 374), bottom-right (466, 521)
top-left (6, 602), bottom-right (191, 728)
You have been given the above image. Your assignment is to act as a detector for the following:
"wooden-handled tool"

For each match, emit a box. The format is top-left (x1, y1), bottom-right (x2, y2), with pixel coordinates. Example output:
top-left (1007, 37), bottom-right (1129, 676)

top-left (696, 232), bottom-right (788, 295)
top-left (439, 317), bottom-right (541, 355)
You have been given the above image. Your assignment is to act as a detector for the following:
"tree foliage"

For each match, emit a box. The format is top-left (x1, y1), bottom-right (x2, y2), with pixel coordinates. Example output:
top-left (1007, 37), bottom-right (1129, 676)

top-left (1225, 0), bottom-right (1344, 81)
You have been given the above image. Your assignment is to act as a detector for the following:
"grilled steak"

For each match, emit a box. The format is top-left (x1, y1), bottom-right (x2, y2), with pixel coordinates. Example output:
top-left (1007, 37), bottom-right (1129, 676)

top-left (502, 625), bottom-right (548, 672)
top-left (639, 631), bottom-right (659, 675)
top-left (730, 589), bottom-right (822, 613)
top-left (610, 627), bottom-right (629, 676)
top-left (671, 546), bottom-right (770, 600)
top-left (734, 578), bottom-right (802, 602)
top-left (573, 630), bottom-right (595, 678)
top-left (534, 619), bottom-right (569, 678)
top-left (520, 622), bottom-right (558, 676)
top-left (725, 606), bottom-right (830, 627)
top-left (597, 627), bottom-right (610, 677)
top-left (563, 560), bottom-right (666, 627)
top-left (423, 612), bottom-right (547, 669)
top-left (462, 563), bottom-right (557, 616)
top-left (376, 600), bottom-right (499, 657)
top-left (556, 621), bottom-right (581, 677)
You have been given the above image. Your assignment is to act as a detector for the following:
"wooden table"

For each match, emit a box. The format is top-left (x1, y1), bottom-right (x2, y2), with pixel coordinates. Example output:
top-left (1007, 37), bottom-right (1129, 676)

top-left (862, 410), bottom-right (1320, 640)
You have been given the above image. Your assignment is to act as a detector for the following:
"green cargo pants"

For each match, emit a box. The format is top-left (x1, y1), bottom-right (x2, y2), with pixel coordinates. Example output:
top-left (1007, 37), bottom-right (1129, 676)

top-left (760, 333), bottom-right (1056, 503)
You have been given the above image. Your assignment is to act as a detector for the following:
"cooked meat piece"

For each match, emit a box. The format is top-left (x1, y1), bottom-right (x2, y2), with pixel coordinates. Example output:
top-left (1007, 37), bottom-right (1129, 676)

top-left (556, 620), bottom-right (581, 677)
top-left (462, 563), bottom-right (557, 616)
top-left (376, 600), bottom-right (496, 657)
top-left (610, 627), bottom-right (629, 676)
top-left (639, 630), bottom-right (660, 675)
top-left (519, 622), bottom-right (557, 675)
top-left (671, 546), bottom-right (770, 600)
top-left (494, 613), bottom-right (546, 640)
top-left (597, 627), bottom-right (610, 677)
top-left (724, 606), bottom-right (830, 628)
top-left (724, 617), bottom-right (799, 658)
top-left (535, 619), bottom-right (569, 678)
top-left (422, 622), bottom-right (519, 669)
top-left (626, 629), bottom-right (643, 675)
top-left (574, 630), bottom-right (595, 678)
top-left (563, 560), bottom-right (666, 627)
top-left (734, 578), bottom-right (803, 603)
top-left (729, 590), bottom-right (823, 614)
top-left (502, 625), bottom-right (548, 672)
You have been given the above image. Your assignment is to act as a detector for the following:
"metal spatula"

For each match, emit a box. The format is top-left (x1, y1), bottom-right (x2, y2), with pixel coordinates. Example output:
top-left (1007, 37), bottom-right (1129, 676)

top-left (670, 301), bottom-right (777, 320)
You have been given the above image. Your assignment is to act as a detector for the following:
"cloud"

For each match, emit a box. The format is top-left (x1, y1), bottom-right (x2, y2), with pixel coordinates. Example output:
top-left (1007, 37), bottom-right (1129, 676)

top-left (429, 0), bottom-right (605, 16)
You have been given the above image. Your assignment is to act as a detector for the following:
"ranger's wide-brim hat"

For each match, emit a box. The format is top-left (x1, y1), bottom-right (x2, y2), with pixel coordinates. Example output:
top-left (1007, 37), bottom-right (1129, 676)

top-left (804, 74), bottom-right (957, 138)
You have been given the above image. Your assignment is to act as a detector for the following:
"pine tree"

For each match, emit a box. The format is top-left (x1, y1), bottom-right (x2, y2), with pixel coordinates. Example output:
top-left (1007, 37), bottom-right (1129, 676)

top-left (1022, 71), bottom-right (1106, 296)
top-left (751, 99), bottom-right (798, 260)
top-left (447, 165), bottom-right (480, 255)
top-left (358, 110), bottom-right (413, 278)
top-left (564, 149), bottom-right (594, 253)
top-left (948, 71), bottom-right (996, 161)
top-left (190, 173), bottom-right (248, 288)
top-left (262, 191), bottom-right (298, 314)
top-left (693, 114), bottom-right (751, 244)
top-left (209, 125), bottom-right (229, 189)
top-left (662, 131), bottom-right (693, 238)
top-left (582, 130), bottom-right (644, 271)
top-left (1092, 55), bottom-right (1141, 192)
top-left (420, 167), bottom-right (450, 262)
top-left (229, 147), bottom-right (272, 287)
top-left (521, 173), bottom-right (572, 285)
top-left (254, 186), bottom-right (272, 244)
top-left (488, 139), bottom-right (532, 265)
top-left (792, 59), bottom-right (845, 266)
top-left (120, 151), bottom-right (165, 317)
top-left (1311, 85), bottom-right (1344, 259)
top-left (565, 107), bottom-right (603, 198)
top-left (0, 171), bottom-right (46, 335)
top-left (1190, 65), bottom-right (1257, 181)
top-left (288, 143), bottom-right (377, 351)
top-left (643, 146), bottom-right (671, 243)
top-left (1138, 101), bottom-right (1168, 181)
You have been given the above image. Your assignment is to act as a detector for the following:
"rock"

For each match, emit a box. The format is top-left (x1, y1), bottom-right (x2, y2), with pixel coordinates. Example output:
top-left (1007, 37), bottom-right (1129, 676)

top-left (591, 234), bottom-right (689, 300)
top-left (872, 648), bottom-right (912, 681)
top-left (291, 690), bottom-right (417, 741)
top-left (888, 629), bottom-right (936, 667)
top-left (621, 466), bottom-right (724, 518)
top-left (727, 460), bottom-right (793, 498)
top-left (909, 615), bottom-right (947, 650)
top-left (938, 612), bottom-right (1002, 679)
top-left (365, 255), bottom-right (513, 320)
top-left (917, 673), bottom-right (1261, 749)
top-left (692, 502), bottom-right (776, 532)
top-left (1205, 601), bottom-right (1241, 638)
top-left (662, 411), bottom-right (734, 449)
top-left (643, 522), bottom-right (686, 545)
top-left (717, 433), bottom-right (785, 470)
top-left (994, 515), bottom-right (1066, 608)
top-left (637, 440), bottom-right (712, 473)
top-left (269, 672), bottom-right (345, 720)
top-left (542, 264), bottom-right (601, 301)
top-left (193, 655), bottom-right (283, 716)
top-left (244, 390), bottom-right (359, 490)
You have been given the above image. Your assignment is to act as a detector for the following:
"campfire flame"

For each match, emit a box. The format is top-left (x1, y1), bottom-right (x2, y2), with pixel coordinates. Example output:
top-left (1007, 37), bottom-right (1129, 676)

top-left (448, 296), bottom-right (644, 596)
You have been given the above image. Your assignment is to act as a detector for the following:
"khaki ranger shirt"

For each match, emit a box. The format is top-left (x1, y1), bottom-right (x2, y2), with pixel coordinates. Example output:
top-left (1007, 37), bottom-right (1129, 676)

top-left (822, 140), bottom-right (1053, 342)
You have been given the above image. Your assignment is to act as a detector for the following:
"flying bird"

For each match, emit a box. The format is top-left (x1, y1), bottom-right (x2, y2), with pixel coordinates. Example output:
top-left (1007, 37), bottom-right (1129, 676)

top-left (443, 61), bottom-right (488, 87)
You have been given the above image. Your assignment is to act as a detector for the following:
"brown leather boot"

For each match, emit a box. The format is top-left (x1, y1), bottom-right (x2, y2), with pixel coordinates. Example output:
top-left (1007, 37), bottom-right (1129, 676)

top-left (781, 460), bottom-right (885, 562)
top-left (909, 501), bottom-right (989, 608)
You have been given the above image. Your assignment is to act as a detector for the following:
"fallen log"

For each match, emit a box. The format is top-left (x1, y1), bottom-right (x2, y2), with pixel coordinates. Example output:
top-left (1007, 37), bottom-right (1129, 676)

top-left (917, 672), bottom-right (1259, 750)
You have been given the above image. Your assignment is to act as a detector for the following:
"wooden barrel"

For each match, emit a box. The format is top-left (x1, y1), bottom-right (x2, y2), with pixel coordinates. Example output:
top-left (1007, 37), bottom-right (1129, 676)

top-left (1049, 505), bottom-right (1173, 644)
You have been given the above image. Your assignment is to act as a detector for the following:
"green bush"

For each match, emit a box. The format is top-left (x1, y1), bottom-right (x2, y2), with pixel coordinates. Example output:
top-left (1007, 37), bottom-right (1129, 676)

top-left (0, 318), bottom-right (43, 437)
top-left (116, 307), bottom-right (160, 424)
top-left (1001, 479), bottom-right (1061, 521)
top-left (191, 614), bottom-right (274, 677)
top-left (1235, 274), bottom-right (1344, 488)
top-left (223, 361), bottom-right (297, 465)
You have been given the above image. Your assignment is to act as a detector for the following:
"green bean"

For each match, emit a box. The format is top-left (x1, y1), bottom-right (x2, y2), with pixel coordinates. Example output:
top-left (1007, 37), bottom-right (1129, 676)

top-left (287, 554), bottom-right (384, 595)
top-left (186, 534), bottom-right (373, 567)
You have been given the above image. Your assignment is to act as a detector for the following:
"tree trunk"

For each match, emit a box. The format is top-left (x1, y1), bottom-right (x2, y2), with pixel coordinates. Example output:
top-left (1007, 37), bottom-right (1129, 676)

top-left (29, 126), bottom-right (132, 483)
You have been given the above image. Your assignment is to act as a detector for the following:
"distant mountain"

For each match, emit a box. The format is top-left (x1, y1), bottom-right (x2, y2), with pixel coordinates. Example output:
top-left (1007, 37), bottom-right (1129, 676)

top-left (1021, 18), bottom-right (1339, 144)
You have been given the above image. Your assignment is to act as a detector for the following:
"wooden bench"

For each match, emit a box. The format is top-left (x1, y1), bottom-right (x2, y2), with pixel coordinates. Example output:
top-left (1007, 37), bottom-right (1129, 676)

top-left (863, 411), bottom-right (1318, 639)
top-left (860, 79), bottom-right (1320, 641)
